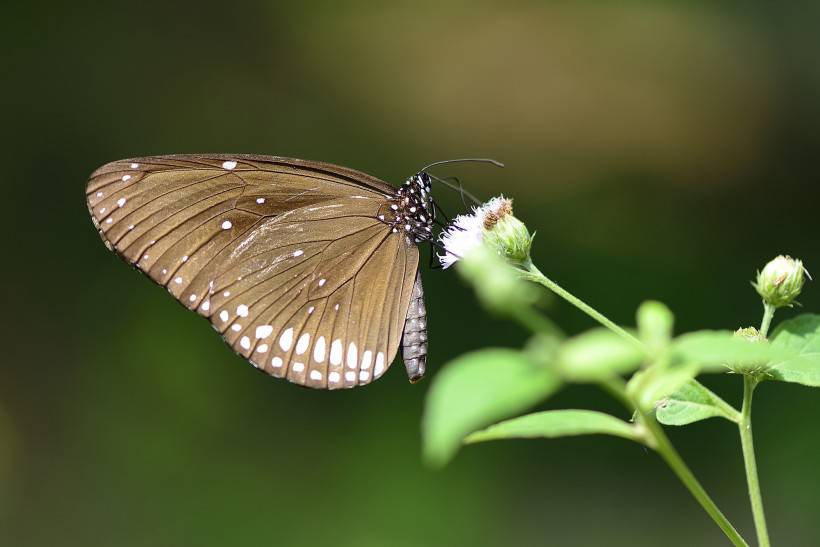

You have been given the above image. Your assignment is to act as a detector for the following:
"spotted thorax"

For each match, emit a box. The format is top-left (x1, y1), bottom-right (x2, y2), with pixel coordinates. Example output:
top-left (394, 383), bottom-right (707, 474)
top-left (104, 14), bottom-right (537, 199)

top-left (382, 173), bottom-right (435, 244)
top-left (438, 196), bottom-right (533, 268)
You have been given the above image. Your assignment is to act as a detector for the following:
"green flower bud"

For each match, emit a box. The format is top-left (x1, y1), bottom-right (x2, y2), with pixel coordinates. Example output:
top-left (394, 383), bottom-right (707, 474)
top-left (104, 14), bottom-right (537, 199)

top-left (731, 327), bottom-right (769, 377)
top-left (483, 205), bottom-right (534, 267)
top-left (753, 255), bottom-right (810, 308)
top-left (438, 196), bottom-right (534, 269)
top-left (734, 326), bottom-right (765, 343)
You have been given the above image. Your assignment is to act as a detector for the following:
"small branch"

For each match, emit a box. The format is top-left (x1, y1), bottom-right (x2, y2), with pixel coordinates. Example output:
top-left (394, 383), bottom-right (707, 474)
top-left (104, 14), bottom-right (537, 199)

top-left (521, 263), bottom-right (643, 350)
top-left (740, 376), bottom-right (771, 547)
top-left (759, 302), bottom-right (776, 338)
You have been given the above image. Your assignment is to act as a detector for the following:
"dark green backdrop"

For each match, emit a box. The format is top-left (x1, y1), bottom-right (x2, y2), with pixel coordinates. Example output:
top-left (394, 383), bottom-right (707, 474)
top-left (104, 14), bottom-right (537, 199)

top-left (3, 2), bottom-right (819, 546)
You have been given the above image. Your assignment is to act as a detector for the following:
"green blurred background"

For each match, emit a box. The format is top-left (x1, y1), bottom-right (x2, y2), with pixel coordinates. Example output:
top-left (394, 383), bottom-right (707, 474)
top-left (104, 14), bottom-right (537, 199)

top-left (3, 1), bottom-right (819, 546)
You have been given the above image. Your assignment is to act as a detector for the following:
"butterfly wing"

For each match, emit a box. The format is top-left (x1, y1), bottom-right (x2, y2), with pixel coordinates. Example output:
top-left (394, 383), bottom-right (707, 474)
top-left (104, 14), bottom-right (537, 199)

top-left (86, 155), bottom-right (418, 389)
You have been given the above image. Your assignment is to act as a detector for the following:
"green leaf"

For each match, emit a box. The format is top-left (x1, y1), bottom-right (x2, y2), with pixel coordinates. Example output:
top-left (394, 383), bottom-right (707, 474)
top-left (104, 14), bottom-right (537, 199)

top-left (637, 300), bottom-right (674, 355)
top-left (465, 410), bottom-right (642, 444)
top-left (656, 380), bottom-right (741, 425)
top-left (670, 330), bottom-right (789, 373)
top-left (627, 362), bottom-right (701, 411)
top-left (769, 314), bottom-right (820, 387)
top-left (556, 328), bottom-right (646, 381)
top-left (422, 348), bottom-right (560, 467)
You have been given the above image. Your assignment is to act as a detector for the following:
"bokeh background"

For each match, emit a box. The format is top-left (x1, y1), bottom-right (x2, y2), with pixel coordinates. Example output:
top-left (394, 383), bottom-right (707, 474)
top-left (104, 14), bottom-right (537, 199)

top-left (3, 2), bottom-right (819, 546)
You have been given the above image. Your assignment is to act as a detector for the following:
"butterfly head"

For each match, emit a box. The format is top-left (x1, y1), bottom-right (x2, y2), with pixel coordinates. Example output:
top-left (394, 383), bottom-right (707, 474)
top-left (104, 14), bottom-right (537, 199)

top-left (382, 172), bottom-right (436, 244)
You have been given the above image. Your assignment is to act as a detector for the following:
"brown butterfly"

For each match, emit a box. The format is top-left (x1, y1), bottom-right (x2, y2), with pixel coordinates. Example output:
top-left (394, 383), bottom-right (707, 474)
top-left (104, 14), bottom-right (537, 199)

top-left (86, 154), bottom-right (436, 389)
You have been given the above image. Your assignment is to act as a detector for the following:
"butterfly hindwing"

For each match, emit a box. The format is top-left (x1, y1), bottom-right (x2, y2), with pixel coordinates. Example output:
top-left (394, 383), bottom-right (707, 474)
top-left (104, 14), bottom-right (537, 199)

top-left (86, 155), bottom-right (419, 389)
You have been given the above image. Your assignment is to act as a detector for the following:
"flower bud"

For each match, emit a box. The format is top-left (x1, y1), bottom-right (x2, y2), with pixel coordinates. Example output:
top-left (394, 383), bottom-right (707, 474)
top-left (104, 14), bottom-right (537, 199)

top-left (753, 255), bottom-right (810, 308)
top-left (730, 327), bottom-right (769, 376)
top-left (734, 327), bottom-right (765, 343)
top-left (438, 196), bottom-right (533, 268)
top-left (483, 201), bottom-right (534, 266)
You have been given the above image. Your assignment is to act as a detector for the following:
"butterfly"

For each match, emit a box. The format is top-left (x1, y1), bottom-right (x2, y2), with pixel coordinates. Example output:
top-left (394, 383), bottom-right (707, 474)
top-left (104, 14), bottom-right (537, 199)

top-left (86, 154), bottom-right (440, 390)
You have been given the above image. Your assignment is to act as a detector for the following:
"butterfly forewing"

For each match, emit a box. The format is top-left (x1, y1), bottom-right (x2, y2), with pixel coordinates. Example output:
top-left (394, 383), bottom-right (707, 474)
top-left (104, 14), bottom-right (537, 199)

top-left (86, 154), bottom-right (419, 389)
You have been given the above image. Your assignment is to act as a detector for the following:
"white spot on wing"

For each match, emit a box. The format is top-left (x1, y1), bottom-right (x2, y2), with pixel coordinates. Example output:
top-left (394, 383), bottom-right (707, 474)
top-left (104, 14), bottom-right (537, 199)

top-left (201, 300), bottom-right (210, 312)
top-left (293, 250), bottom-right (304, 257)
top-left (96, 191), bottom-right (103, 198)
top-left (219, 310), bottom-right (229, 322)
top-left (255, 325), bottom-right (273, 339)
top-left (221, 220), bottom-right (232, 230)
top-left (309, 370), bottom-right (322, 381)
top-left (345, 371), bottom-right (356, 382)
top-left (272, 357), bottom-right (283, 368)
top-left (174, 276), bottom-right (183, 284)
top-left (257, 343), bottom-right (268, 353)
top-left (307, 306), bottom-right (315, 315)
top-left (222, 160), bottom-right (237, 170)
top-left (329, 371), bottom-right (340, 383)
top-left (236, 304), bottom-right (249, 317)
top-left (347, 343), bottom-right (358, 370)
top-left (256, 197), bottom-right (265, 204)
top-left (117, 197), bottom-right (126, 207)
top-left (295, 333), bottom-right (310, 355)
top-left (313, 336), bottom-right (326, 362)
top-left (231, 324), bottom-right (242, 332)
top-left (318, 278), bottom-right (326, 287)
top-left (330, 339), bottom-right (343, 365)
top-left (122, 175), bottom-right (131, 182)
top-left (359, 370), bottom-right (370, 382)
top-left (375, 352), bottom-right (386, 376)
top-left (361, 350), bottom-right (373, 370)
top-left (279, 328), bottom-right (294, 351)
top-left (240, 336), bottom-right (251, 350)
top-left (130, 163), bottom-right (139, 169)
top-left (189, 294), bottom-right (196, 302)
top-left (292, 362), bottom-right (305, 373)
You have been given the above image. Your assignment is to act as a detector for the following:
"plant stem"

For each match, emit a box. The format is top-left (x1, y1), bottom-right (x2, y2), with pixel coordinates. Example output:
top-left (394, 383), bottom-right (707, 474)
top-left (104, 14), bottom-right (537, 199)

top-left (648, 415), bottom-right (749, 546)
top-left (759, 303), bottom-right (775, 338)
top-left (522, 263), bottom-right (643, 350)
top-left (740, 376), bottom-right (771, 547)
top-left (606, 380), bottom-right (750, 547)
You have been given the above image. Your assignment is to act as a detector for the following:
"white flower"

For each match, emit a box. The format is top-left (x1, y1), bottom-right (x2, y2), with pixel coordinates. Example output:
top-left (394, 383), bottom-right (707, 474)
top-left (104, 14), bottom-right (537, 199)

top-left (438, 196), bottom-right (527, 268)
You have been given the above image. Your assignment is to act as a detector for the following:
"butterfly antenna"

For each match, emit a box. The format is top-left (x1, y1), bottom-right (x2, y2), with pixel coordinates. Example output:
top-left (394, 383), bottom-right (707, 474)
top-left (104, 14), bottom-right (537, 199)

top-left (419, 158), bottom-right (505, 171)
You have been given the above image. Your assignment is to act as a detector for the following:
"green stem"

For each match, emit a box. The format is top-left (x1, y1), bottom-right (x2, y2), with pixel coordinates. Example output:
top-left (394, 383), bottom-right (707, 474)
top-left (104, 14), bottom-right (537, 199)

top-left (759, 303), bottom-right (775, 338)
top-left (522, 263), bottom-right (643, 350)
top-left (650, 417), bottom-right (749, 547)
top-left (740, 376), bottom-right (771, 547)
top-left (606, 380), bottom-right (750, 547)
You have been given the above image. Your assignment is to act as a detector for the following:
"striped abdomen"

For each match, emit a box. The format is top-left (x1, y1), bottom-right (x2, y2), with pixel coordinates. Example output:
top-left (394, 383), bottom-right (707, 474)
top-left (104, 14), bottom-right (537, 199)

top-left (402, 271), bottom-right (427, 382)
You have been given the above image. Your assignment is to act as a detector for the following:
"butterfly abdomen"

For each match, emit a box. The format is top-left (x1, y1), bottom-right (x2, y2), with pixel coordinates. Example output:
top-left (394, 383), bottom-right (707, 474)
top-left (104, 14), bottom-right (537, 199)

top-left (402, 271), bottom-right (428, 382)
